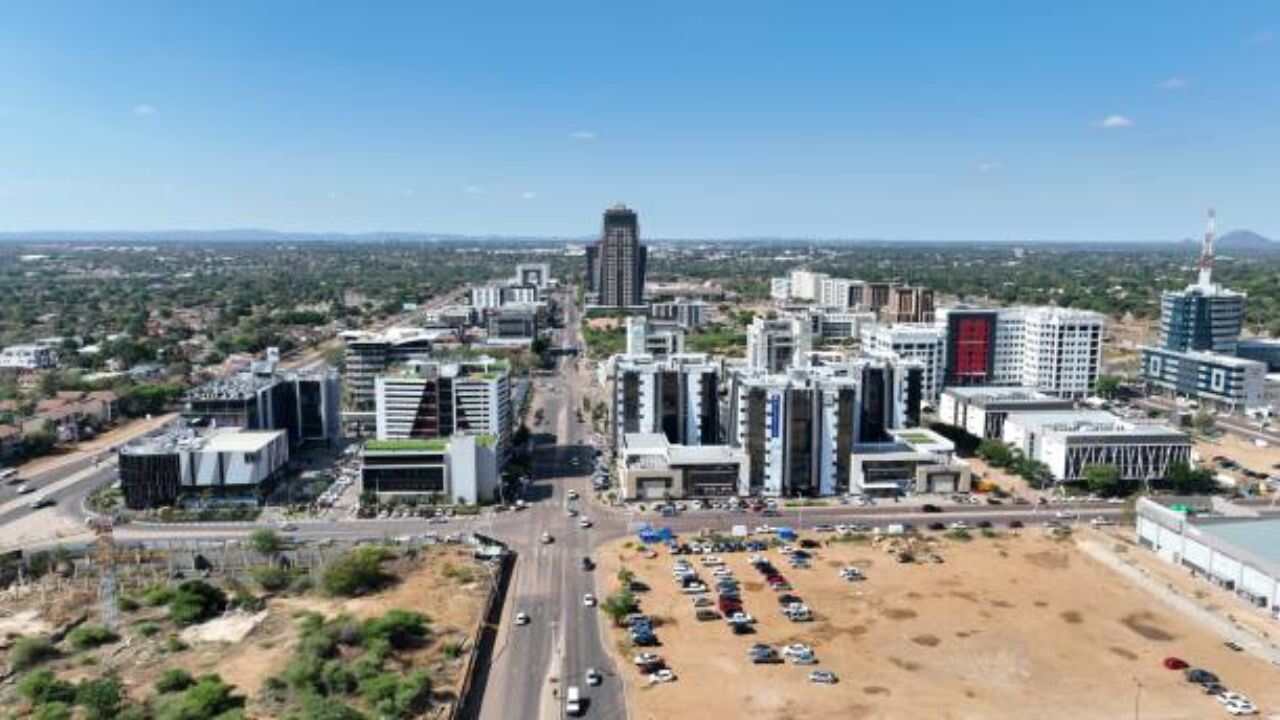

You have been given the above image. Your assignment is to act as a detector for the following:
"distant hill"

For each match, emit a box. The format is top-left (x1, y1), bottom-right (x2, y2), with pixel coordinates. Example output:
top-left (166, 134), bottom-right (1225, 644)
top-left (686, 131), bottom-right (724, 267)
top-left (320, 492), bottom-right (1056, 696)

top-left (1217, 229), bottom-right (1276, 250)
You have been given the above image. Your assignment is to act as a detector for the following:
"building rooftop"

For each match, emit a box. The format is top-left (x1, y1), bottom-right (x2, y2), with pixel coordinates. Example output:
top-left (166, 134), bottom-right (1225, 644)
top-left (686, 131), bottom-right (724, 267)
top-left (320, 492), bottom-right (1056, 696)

top-left (622, 433), bottom-right (670, 454)
top-left (365, 438), bottom-right (450, 452)
top-left (1008, 409), bottom-right (1187, 438)
top-left (186, 373), bottom-right (278, 401)
top-left (944, 386), bottom-right (1062, 404)
top-left (669, 444), bottom-right (745, 465)
top-left (1142, 347), bottom-right (1267, 369)
top-left (202, 430), bottom-right (285, 453)
top-left (1197, 518), bottom-right (1280, 571)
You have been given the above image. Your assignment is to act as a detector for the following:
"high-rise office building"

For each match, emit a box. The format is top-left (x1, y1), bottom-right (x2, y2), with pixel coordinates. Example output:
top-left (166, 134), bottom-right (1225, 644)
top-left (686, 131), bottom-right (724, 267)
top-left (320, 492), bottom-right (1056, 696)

top-left (935, 306), bottom-right (1105, 399)
top-left (884, 285), bottom-right (936, 324)
top-left (729, 358), bottom-right (922, 497)
top-left (374, 358), bottom-right (512, 456)
top-left (862, 324), bottom-right (946, 403)
top-left (588, 204), bottom-right (647, 307)
top-left (746, 316), bottom-right (812, 373)
top-left (612, 353), bottom-right (720, 451)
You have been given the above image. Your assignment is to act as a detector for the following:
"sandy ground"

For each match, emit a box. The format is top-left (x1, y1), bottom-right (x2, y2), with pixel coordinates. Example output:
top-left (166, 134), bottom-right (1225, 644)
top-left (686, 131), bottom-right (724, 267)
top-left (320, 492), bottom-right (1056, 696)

top-left (207, 546), bottom-right (489, 702)
top-left (180, 610), bottom-right (269, 644)
top-left (597, 531), bottom-right (1280, 720)
top-left (0, 609), bottom-right (54, 645)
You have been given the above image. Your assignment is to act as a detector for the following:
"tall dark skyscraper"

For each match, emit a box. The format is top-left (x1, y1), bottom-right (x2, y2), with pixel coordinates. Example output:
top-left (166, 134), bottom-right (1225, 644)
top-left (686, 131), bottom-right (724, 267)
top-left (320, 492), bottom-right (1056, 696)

top-left (587, 203), bottom-right (647, 307)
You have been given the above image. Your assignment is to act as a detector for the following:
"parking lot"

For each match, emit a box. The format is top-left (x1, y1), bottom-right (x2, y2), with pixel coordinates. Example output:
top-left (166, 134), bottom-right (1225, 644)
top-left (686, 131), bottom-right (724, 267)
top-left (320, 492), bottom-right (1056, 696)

top-left (597, 528), bottom-right (1280, 719)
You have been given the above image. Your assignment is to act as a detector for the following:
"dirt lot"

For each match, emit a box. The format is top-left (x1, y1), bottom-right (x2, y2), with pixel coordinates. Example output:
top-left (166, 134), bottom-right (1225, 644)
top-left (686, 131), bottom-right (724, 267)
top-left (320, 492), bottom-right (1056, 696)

top-left (597, 531), bottom-right (1280, 720)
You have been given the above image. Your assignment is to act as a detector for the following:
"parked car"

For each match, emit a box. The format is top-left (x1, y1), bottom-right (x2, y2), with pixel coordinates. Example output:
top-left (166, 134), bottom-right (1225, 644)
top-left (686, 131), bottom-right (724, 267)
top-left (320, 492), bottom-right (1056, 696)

top-left (808, 670), bottom-right (838, 684)
top-left (633, 652), bottom-right (662, 668)
top-left (1162, 657), bottom-right (1188, 670)
top-left (1224, 641), bottom-right (1244, 652)
top-left (921, 504), bottom-right (943, 513)
top-left (927, 522), bottom-right (946, 531)
top-left (782, 643), bottom-right (812, 658)
top-left (695, 608), bottom-right (720, 621)
top-left (1184, 668), bottom-right (1219, 684)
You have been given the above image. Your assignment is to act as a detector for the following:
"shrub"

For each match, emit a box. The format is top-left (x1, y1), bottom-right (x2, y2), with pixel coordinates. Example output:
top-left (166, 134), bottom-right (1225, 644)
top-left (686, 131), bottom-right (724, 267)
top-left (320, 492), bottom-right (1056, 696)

top-left (153, 675), bottom-right (244, 720)
top-left (164, 635), bottom-right (189, 653)
top-left (156, 668), bottom-right (196, 693)
top-left (321, 547), bottom-right (392, 597)
top-left (441, 641), bottom-right (465, 660)
top-left (288, 694), bottom-right (367, 720)
top-left (361, 670), bottom-right (431, 719)
top-left (251, 566), bottom-right (291, 592)
top-left (289, 574), bottom-right (314, 594)
top-left (947, 529), bottom-right (973, 542)
top-left (600, 590), bottom-right (639, 626)
top-left (18, 669), bottom-right (76, 704)
top-left (141, 584), bottom-right (176, 607)
top-left (10, 636), bottom-right (59, 670)
top-left (68, 624), bottom-right (120, 651)
top-left (248, 529), bottom-right (282, 555)
top-left (137, 622), bottom-right (161, 638)
top-left (361, 610), bottom-right (428, 649)
top-left (33, 702), bottom-right (72, 720)
top-left (321, 659), bottom-right (358, 696)
top-left (117, 596), bottom-right (140, 613)
top-left (75, 676), bottom-right (124, 720)
top-left (169, 580), bottom-right (228, 626)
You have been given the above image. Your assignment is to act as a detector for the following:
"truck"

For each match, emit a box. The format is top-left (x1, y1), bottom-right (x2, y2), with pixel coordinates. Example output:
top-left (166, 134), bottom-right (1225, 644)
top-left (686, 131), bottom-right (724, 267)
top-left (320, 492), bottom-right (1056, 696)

top-left (565, 685), bottom-right (582, 716)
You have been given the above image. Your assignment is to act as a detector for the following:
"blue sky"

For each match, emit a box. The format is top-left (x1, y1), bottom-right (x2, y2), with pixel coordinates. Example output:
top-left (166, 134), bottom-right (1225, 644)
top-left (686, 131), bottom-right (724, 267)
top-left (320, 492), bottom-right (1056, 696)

top-left (0, 1), bottom-right (1276, 241)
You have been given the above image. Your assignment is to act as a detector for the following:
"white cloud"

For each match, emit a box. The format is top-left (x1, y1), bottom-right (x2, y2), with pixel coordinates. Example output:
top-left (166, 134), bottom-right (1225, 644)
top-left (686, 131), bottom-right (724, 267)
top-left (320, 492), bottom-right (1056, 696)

top-left (132, 103), bottom-right (156, 117)
top-left (1098, 114), bottom-right (1134, 129)
top-left (1158, 76), bottom-right (1188, 90)
top-left (521, 191), bottom-right (537, 200)
top-left (463, 184), bottom-right (484, 194)
top-left (978, 161), bottom-right (1001, 173)
top-left (569, 130), bottom-right (597, 141)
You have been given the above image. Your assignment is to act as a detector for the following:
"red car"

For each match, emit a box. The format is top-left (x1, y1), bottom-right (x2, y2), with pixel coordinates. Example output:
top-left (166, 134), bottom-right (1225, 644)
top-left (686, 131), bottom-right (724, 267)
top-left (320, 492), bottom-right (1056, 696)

top-left (1163, 657), bottom-right (1188, 670)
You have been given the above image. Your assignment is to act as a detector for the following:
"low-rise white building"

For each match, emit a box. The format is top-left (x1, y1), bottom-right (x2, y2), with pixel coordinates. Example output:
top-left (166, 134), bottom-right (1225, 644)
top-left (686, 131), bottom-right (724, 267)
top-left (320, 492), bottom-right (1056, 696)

top-left (361, 435), bottom-right (499, 505)
top-left (616, 432), bottom-right (746, 500)
top-left (0, 344), bottom-right (58, 370)
top-left (938, 386), bottom-right (1074, 439)
top-left (1002, 410), bottom-right (1191, 483)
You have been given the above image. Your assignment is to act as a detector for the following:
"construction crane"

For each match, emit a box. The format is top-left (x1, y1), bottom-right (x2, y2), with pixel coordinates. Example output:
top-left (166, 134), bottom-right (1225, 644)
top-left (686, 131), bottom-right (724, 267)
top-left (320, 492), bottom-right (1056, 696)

top-left (88, 516), bottom-right (119, 630)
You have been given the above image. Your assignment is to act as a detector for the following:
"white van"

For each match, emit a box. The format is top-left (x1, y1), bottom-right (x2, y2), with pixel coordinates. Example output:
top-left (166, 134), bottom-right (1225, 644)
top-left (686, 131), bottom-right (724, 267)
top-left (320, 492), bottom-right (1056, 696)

top-left (565, 685), bottom-right (582, 716)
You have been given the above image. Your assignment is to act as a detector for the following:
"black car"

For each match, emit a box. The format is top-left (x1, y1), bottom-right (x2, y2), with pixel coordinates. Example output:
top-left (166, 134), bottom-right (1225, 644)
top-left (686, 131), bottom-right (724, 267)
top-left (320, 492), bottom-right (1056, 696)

top-left (1008, 520), bottom-right (1024, 529)
top-left (922, 504), bottom-right (943, 513)
top-left (1184, 668), bottom-right (1218, 684)
top-left (581, 557), bottom-right (594, 570)
top-left (927, 522), bottom-right (946, 531)
top-left (977, 520), bottom-right (993, 529)
top-left (30, 498), bottom-right (56, 510)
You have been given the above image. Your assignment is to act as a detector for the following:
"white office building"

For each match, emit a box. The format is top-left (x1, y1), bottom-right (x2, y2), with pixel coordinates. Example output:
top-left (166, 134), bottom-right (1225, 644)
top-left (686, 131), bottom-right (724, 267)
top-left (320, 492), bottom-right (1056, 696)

top-left (862, 324), bottom-right (946, 404)
top-left (374, 359), bottom-right (512, 455)
top-left (788, 269), bottom-right (829, 302)
top-left (361, 435), bottom-right (499, 505)
top-left (1002, 410), bottom-right (1190, 483)
top-left (625, 316), bottom-right (686, 358)
top-left (770, 277), bottom-right (792, 301)
top-left (747, 316), bottom-right (812, 373)
top-left (471, 285), bottom-right (504, 311)
top-left (513, 262), bottom-right (552, 289)
top-left (818, 277), bottom-right (857, 310)
top-left (612, 353), bottom-right (720, 451)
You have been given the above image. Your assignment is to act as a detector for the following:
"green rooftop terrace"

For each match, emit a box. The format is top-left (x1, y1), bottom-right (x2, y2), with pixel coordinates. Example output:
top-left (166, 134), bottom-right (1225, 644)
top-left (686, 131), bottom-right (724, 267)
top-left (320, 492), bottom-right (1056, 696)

top-left (365, 438), bottom-right (449, 452)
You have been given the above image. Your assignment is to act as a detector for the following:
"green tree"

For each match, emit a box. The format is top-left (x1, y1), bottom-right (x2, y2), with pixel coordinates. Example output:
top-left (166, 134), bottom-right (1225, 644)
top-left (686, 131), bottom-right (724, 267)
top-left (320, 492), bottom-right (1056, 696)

top-left (155, 669), bottom-right (196, 694)
top-left (248, 529), bottom-right (282, 555)
top-left (976, 440), bottom-right (1013, 467)
top-left (154, 675), bottom-right (244, 720)
top-left (600, 589), bottom-right (638, 627)
top-left (1162, 461), bottom-right (1219, 494)
top-left (1083, 464), bottom-right (1125, 498)
top-left (1094, 375), bottom-right (1122, 399)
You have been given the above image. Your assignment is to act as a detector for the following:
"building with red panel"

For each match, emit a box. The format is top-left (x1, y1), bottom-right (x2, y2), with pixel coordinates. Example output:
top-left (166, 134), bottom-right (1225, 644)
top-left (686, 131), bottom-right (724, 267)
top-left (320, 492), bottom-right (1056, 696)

top-left (943, 310), bottom-right (997, 386)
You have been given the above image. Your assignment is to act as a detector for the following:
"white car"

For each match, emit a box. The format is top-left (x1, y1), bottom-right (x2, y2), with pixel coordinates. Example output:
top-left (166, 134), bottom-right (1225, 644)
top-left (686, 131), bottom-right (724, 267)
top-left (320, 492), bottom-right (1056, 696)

top-left (647, 669), bottom-right (676, 684)
top-left (567, 489), bottom-right (579, 500)
top-left (947, 521), bottom-right (968, 530)
top-left (712, 567), bottom-right (734, 578)
top-left (585, 668), bottom-right (602, 686)
top-left (790, 651), bottom-right (818, 665)
top-left (1055, 510), bottom-right (1078, 519)
top-left (583, 593), bottom-right (597, 607)
top-left (541, 532), bottom-right (554, 544)
top-left (15, 485), bottom-right (32, 494)
top-left (578, 518), bottom-right (592, 528)
top-left (782, 643), bottom-right (813, 658)
top-left (514, 612), bottom-right (530, 625)
top-left (1225, 700), bottom-right (1258, 716)
top-left (726, 612), bottom-right (755, 625)
top-left (633, 652), bottom-right (661, 666)
top-left (1218, 693), bottom-right (1252, 707)
top-left (839, 567), bottom-right (864, 581)
top-left (808, 670), bottom-right (838, 684)
top-left (700, 556), bottom-right (724, 566)
top-left (680, 583), bottom-right (708, 594)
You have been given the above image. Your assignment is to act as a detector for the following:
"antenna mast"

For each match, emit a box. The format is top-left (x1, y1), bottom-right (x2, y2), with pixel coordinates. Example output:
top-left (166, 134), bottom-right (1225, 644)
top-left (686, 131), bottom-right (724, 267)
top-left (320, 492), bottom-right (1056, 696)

top-left (1197, 208), bottom-right (1216, 289)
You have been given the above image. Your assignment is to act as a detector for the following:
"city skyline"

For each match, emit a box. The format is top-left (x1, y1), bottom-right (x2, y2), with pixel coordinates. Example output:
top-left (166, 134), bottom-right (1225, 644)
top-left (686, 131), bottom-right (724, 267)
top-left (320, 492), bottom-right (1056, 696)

top-left (1, 2), bottom-right (1278, 240)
